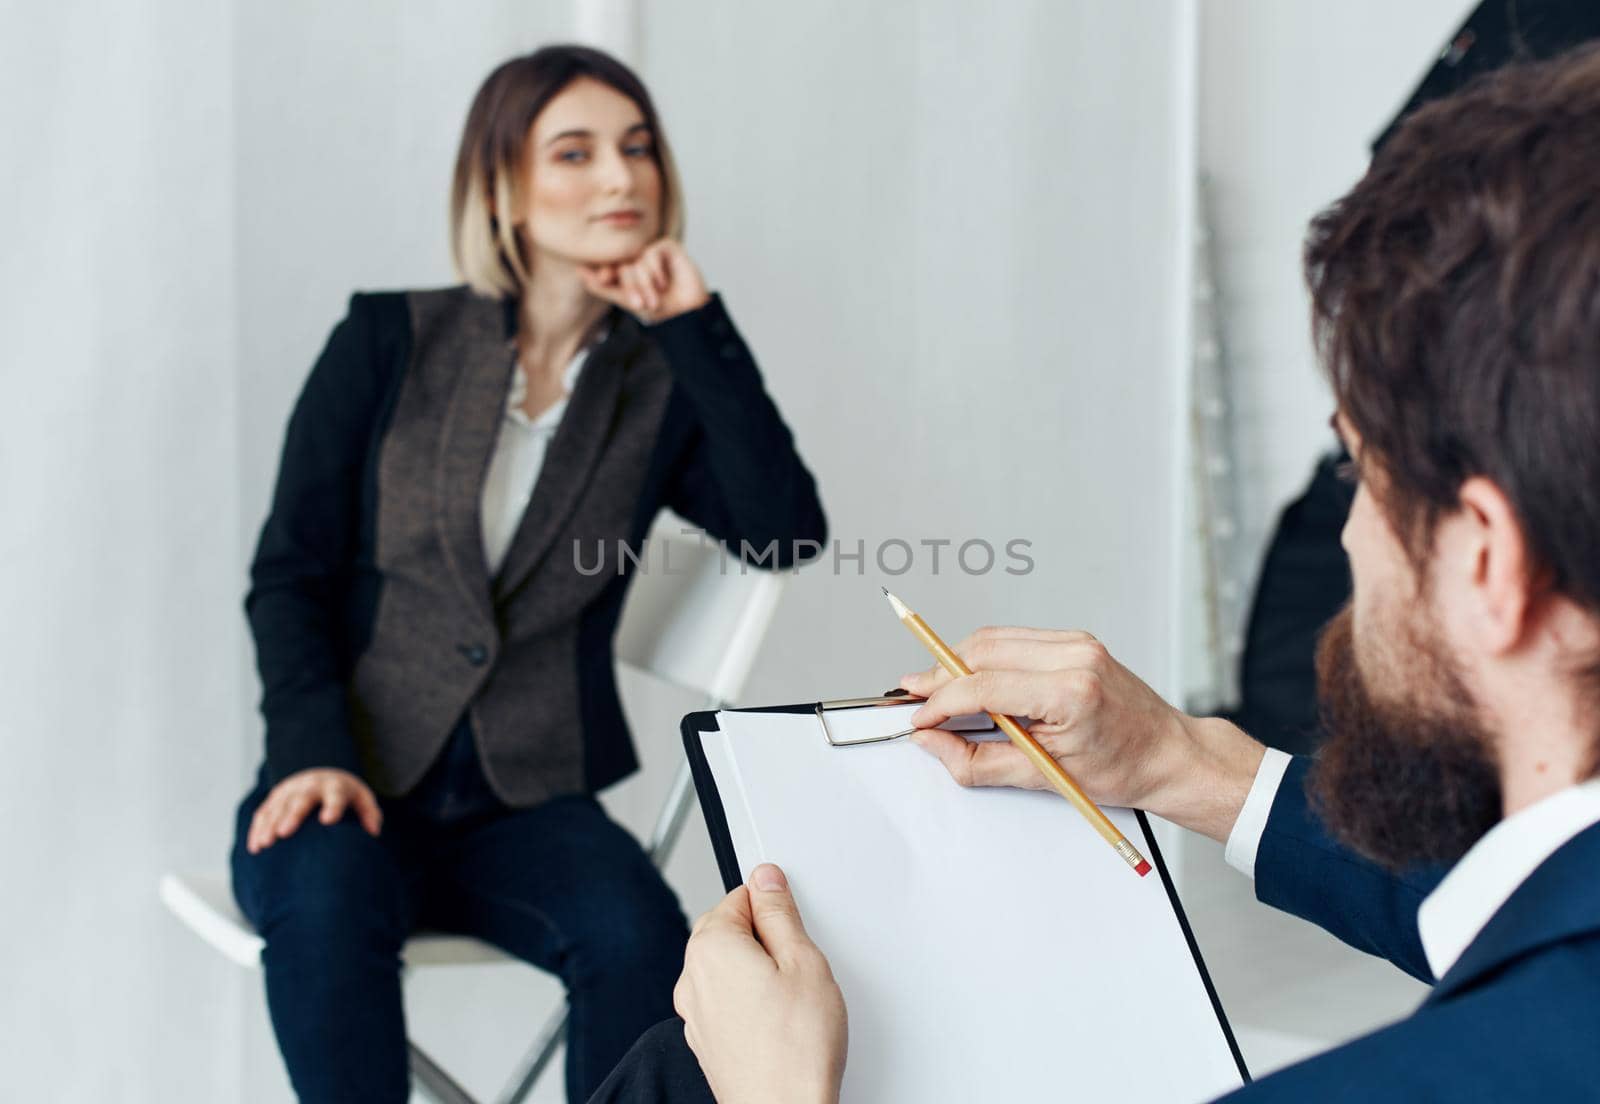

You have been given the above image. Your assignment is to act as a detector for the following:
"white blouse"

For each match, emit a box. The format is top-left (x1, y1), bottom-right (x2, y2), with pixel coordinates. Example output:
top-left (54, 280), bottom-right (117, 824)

top-left (479, 348), bottom-right (590, 576)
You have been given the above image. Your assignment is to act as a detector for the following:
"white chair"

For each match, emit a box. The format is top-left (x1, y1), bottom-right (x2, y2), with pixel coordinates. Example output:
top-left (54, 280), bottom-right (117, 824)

top-left (160, 526), bottom-right (788, 1103)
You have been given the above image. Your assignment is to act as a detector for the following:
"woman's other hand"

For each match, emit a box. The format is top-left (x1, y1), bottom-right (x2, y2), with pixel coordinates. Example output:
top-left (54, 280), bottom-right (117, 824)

top-left (246, 768), bottom-right (383, 854)
top-left (579, 239), bottom-right (710, 323)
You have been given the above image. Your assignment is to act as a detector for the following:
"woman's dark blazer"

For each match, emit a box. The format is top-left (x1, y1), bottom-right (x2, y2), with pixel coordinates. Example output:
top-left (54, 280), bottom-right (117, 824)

top-left (246, 286), bottom-right (826, 807)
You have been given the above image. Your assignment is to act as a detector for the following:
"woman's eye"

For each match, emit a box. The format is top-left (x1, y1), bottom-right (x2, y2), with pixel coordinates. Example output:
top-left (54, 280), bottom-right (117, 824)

top-left (556, 149), bottom-right (590, 164)
top-left (623, 143), bottom-right (654, 158)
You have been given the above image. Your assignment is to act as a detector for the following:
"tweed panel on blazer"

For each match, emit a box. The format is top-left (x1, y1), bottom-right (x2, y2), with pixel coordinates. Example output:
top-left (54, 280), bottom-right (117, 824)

top-left (351, 287), bottom-right (673, 803)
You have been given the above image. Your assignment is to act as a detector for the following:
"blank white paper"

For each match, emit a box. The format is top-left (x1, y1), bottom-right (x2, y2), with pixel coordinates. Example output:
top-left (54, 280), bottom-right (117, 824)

top-left (704, 705), bottom-right (1246, 1103)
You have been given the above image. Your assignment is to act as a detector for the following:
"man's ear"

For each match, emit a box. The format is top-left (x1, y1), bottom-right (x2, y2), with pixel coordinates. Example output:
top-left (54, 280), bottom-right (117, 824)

top-left (1457, 476), bottom-right (1535, 655)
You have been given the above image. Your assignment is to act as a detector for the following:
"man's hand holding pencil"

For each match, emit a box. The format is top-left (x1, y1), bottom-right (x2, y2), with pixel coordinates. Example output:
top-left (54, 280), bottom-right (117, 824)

top-left (899, 624), bottom-right (1268, 846)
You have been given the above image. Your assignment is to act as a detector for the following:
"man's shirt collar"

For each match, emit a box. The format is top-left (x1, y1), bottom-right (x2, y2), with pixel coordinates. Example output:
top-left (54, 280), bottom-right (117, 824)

top-left (1419, 775), bottom-right (1600, 979)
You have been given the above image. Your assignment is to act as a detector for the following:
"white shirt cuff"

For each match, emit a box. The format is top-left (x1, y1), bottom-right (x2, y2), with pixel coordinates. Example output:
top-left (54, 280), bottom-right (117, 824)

top-left (1223, 747), bottom-right (1293, 880)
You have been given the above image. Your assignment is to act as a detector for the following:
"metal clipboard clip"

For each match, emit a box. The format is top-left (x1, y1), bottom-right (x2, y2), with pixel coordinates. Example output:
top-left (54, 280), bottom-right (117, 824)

top-left (815, 691), bottom-right (923, 747)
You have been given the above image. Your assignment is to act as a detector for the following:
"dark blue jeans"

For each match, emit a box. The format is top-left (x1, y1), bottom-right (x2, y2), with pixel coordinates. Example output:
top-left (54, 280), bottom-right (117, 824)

top-left (231, 721), bottom-right (689, 1104)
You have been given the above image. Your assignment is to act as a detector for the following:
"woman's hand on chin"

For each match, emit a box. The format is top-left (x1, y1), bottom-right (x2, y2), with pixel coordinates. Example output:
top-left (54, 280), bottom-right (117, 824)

top-left (579, 239), bottom-right (711, 323)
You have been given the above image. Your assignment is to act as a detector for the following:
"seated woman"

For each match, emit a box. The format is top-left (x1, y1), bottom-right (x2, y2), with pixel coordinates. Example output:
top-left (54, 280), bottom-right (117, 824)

top-left (230, 44), bottom-right (826, 1104)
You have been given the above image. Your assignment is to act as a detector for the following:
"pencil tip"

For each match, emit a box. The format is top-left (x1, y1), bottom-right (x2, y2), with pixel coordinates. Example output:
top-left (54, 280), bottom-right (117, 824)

top-left (880, 586), bottom-right (889, 597)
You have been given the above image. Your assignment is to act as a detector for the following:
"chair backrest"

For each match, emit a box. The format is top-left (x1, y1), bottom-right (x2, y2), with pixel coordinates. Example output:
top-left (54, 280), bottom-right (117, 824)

top-left (613, 523), bottom-right (788, 704)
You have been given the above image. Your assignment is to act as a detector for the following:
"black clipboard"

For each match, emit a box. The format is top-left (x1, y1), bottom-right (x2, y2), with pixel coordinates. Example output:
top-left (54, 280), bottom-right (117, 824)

top-left (681, 706), bottom-right (1251, 1085)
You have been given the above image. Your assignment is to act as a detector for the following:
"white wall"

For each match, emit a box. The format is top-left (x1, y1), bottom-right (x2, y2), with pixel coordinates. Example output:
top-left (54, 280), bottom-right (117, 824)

top-left (0, 1), bottom-right (244, 1100)
top-left (642, 0), bottom-right (1190, 704)
top-left (1200, 0), bottom-right (1476, 590)
top-left (638, 1), bottom-right (1193, 1059)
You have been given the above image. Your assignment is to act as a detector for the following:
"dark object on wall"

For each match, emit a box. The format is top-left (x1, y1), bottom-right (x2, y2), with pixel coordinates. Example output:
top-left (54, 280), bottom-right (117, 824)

top-left (1228, 0), bottom-right (1600, 752)
top-left (1371, 0), bottom-right (1600, 152)
top-left (1228, 452), bottom-right (1353, 755)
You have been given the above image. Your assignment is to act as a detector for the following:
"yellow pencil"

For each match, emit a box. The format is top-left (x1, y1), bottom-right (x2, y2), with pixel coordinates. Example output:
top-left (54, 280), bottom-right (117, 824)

top-left (883, 588), bottom-right (1152, 878)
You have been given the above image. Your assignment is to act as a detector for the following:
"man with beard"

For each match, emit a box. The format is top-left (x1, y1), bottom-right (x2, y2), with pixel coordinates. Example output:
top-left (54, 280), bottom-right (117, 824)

top-left (589, 44), bottom-right (1600, 1104)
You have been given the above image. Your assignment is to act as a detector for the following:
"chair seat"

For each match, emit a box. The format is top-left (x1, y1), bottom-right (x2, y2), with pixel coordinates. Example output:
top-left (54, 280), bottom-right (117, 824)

top-left (158, 872), bottom-right (513, 969)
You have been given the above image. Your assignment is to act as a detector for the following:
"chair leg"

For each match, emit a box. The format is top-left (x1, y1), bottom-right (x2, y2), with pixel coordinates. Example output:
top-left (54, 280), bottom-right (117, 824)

top-left (646, 759), bottom-right (700, 864)
top-left (492, 1012), bottom-right (567, 1104)
top-left (409, 1041), bottom-right (480, 1104)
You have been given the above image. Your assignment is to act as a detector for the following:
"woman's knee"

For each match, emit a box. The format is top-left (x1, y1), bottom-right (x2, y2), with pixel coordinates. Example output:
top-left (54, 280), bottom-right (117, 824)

top-left (233, 819), bottom-right (408, 951)
top-left (575, 882), bottom-right (688, 982)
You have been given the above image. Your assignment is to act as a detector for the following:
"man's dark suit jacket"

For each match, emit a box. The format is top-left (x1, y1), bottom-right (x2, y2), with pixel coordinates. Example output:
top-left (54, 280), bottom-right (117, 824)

top-left (1225, 757), bottom-right (1600, 1101)
top-left (592, 756), bottom-right (1600, 1102)
top-left (247, 288), bottom-right (826, 807)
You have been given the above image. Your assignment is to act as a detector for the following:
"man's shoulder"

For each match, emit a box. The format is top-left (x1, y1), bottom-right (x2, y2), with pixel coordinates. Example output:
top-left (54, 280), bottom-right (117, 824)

top-left (1226, 935), bottom-right (1600, 1102)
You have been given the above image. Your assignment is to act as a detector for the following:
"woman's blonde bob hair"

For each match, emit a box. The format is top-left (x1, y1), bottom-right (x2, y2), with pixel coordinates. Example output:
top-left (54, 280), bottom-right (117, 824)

top-left (449, 45), bottom-right (685, 300)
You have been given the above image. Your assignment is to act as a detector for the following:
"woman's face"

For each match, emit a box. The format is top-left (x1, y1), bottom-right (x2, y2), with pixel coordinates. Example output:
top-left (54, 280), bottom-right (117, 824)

top-left (519, 77), bottom-right (663, 267)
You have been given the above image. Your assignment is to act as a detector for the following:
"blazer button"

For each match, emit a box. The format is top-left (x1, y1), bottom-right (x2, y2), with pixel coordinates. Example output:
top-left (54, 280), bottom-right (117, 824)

top-left (709, 315), bottom-right (731, 337)
top-left (719, 340), bottom-right (742, 361)
top-left (459, 643), bottom-right (489, 666)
